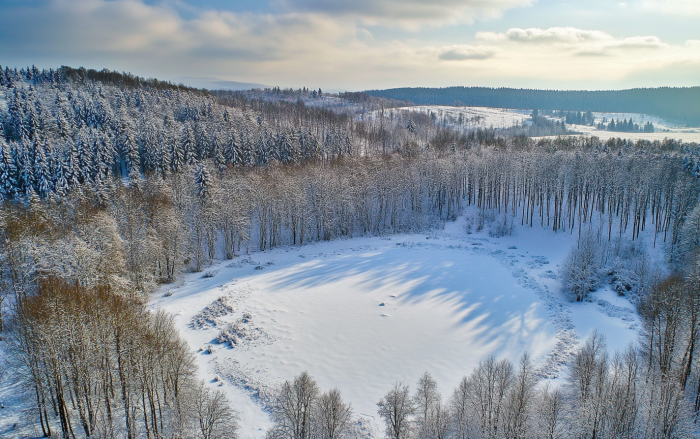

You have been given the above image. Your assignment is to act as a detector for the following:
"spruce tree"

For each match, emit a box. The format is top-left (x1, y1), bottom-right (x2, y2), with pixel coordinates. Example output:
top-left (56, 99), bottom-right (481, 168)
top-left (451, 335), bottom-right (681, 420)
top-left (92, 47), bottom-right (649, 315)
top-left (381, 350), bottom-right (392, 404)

top-left (194, 162), bottom-right (212, 199)
top-left (0, 139), bottom-right (16, 199)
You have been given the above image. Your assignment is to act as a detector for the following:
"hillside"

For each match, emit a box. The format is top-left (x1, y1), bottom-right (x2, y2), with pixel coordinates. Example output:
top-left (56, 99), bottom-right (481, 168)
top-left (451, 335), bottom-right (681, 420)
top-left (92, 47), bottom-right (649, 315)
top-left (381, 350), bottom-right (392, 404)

top-left (365, 86), bottom-right (700, 127)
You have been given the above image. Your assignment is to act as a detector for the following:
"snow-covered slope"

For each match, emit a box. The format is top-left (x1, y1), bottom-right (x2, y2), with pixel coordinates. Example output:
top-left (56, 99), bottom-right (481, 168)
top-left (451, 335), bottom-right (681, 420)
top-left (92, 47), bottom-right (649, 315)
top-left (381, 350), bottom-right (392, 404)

top-left (150, 214), bottom-right (650, 438)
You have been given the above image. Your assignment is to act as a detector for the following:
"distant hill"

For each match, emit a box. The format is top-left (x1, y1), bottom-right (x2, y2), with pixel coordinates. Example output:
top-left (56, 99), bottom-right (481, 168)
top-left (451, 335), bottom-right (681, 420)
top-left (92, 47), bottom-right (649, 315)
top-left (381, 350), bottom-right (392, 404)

top-left (364, 87), bottom-right (700, 126)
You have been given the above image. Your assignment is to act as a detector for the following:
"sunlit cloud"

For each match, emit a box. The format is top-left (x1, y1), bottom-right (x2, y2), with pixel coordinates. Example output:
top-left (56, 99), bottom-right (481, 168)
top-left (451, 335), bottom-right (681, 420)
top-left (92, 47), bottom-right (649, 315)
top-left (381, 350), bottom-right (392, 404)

top-left (0, 1), bottom-right (698, 90)
top-left (478, 27), bottom-right (667, 56)
top-left (274, 0), bottom-right (535, 28)
top-left (438, 45), bottom-right (498, 61)
top-left (638, 0), bottom-right (700, 16)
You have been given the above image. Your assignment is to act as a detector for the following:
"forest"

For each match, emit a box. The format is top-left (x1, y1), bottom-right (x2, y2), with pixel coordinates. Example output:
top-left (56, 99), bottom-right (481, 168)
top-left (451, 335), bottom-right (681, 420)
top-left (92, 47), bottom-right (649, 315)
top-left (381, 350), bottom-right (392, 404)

top-left (1, 65), bottom-right (700, 438)
top-left (365, 86), bottom-right (700, 127)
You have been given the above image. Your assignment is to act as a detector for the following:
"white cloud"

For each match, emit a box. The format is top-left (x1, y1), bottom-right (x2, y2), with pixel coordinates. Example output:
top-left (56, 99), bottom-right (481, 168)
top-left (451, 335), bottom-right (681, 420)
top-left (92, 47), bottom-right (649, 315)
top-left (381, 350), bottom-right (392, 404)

top-left (274, 0), bottom-right (534, 28)
top-left (638, 0), bottom-right (700, 16)
top-left (0, 1), bottom-right (698, 90)
top-left (478, 27), bottom-right (667, 56)
top-left (504, 28), bottom-right (610, 44)
top-left (438, 45), bottom-right (497, 60)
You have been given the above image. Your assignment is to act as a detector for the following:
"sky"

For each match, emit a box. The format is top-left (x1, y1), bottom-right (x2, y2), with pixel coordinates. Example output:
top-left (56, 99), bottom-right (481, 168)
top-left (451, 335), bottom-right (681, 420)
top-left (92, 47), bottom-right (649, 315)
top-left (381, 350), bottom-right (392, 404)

top-left (0, 0), bottom-right (698, 91)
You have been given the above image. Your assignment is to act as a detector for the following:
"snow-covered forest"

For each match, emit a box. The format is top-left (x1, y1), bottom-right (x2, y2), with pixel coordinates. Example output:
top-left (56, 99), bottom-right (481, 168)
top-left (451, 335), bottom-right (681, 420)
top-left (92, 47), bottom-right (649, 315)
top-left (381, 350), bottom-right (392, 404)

top-left (1, 66), bottom-right (700, 438)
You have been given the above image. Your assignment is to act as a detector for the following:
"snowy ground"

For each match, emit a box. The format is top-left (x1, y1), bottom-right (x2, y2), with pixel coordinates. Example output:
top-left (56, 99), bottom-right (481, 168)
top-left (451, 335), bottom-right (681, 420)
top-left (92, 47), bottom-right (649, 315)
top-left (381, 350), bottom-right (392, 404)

top-left (377, 105), bottom-right (700, 142)
top-left (361, 106), bottom-right (530, 130)
top-left (150, 214), bottom-right (650, 438)
top-left (407, 106), bottom-right (530, 129)
top-left (557, 123), bottom-right (700, 143)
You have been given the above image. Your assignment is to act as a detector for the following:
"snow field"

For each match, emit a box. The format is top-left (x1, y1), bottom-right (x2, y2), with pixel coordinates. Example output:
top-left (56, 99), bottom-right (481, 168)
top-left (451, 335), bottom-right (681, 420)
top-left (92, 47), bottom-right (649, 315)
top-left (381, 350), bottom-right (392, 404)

top-left (391, 105), bottom-right (700, 141)
top-left (151, 215), bottom-right (648, 438)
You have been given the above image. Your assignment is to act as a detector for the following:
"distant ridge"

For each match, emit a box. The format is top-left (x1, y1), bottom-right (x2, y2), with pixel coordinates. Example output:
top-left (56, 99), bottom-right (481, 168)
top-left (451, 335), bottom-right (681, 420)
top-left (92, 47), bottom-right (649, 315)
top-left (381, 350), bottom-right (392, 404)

top-left (176, 77), bottom-right (268, 91)
top-left (364, 86), bottom-right (700, 126)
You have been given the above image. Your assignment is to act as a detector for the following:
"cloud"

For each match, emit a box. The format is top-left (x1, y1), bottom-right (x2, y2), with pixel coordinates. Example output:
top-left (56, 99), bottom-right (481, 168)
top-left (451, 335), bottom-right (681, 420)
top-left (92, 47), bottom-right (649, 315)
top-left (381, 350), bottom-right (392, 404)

top-left (0, 0), bottom-right (351, 72)
top-left (274, 0), bottom-right (534, 28)
top-left (478, 27), bottom-right (667, 56)
top-left (504, 28), bottom-right (610, 44)
top-left (638, 0), bottom-right (700, 16)
top-left (438, 45), bottom-right (497, 60)
top-left (0, 1), bottom-right (698, 90)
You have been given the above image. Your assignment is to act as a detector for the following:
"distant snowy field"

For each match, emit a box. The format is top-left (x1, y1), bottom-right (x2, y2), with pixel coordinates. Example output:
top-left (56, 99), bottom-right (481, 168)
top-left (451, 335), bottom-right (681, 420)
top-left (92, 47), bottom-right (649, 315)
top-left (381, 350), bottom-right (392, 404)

top-left (151, 214), bottom-right (650, 438)
top-left (388, 106), bottom-right (700, 142)
top-left (406, 106), bottom-right (530, 129)
top-left (561, 124), bottom-right (700, 143)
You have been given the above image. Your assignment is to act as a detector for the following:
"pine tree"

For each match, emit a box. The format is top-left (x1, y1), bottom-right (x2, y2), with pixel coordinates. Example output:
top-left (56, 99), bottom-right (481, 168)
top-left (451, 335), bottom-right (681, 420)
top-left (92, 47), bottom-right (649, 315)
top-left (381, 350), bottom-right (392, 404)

top-left (8, 88), bottom-right (27, 141)
top-left (118, 119), bottom-right (139, 175)
top-left (181, 123), bottom-right (196, 165)
top-left (24, 87), bottom-right (43, 140)
top-left (53, 156), bottom-right (70, 197)
top-left (256, 133), bottom-right (268, 166)
top-left (0, 139), bottom-right (16, 199)
top-left (66, 139), bottom-right (81, 187)
top-left (224, 128), bottom-right (241, 165)
top-left (15, 140), bottom-right (34, 196)
top-left (139, 119), bottom-right (159, 173)
top-left (210, 131), bottom-right (225, 170)
top-left (33, 139), bottom-right (51, 198)
top-left (75, 128), bottom-right (95, 184)
top-left (194, 162), bottom-right (212, 199)
top-left (194, 123), bottom-right (210, 161)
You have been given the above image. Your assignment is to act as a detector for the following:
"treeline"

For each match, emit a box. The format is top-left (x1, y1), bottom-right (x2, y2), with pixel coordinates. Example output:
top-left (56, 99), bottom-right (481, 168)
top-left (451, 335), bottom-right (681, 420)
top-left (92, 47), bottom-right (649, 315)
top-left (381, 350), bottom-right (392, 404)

top-left (365, 86), bottom-right (700, 126)
top-left (0, 73), bottom-right (354, 201)
top-left (2, 140), bottom-right (697, 307)
top-left (269, 325), bottom-right (698, 439)
top-left (0, 64), bottom-right (207, 94)
top-left (500, 112), bottom-right (568, 137)
top-left (682, 143), bottom-right (700, 178)
top-left (557, 110), bottom-right (595, 126)
top-left (596, 118), bottom-right (655, 133)
top-left (7, 276), bottom-right (237, 439)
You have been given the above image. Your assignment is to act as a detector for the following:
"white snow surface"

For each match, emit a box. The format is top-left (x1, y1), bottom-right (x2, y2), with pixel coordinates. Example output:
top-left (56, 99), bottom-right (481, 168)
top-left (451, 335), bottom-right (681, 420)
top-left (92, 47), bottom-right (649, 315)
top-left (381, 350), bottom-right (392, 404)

top-left (150, 216), bottom-right (649, 438)
top-left (386, 105), bottom-right (700, 142)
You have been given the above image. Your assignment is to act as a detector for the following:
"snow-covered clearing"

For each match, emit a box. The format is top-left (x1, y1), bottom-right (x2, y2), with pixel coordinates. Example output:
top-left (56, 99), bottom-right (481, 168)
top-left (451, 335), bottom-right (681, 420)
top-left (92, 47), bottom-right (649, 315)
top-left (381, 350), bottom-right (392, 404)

top-left (387, 105), bottom-right (700, 142)
top-left (559, 124), bottom-right (700, 143)
top-left (407, 106), bottom-right (530, 129)
top-left (151, 215), bottom-right (649, 438)
top-left (362, 106), bottom-right (530, 130)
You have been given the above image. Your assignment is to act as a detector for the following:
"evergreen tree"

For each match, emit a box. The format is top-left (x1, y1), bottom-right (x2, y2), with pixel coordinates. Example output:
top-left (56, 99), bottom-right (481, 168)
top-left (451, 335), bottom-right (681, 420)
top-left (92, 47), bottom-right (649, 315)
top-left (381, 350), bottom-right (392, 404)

top-left (194, 123), bottom-right (210, 161)
top-left (224, 128), bottom-right (241, 165)
top-left (8, 88), bottom-right (27, 141)
top-left (15, 140), bottom-right (34, 196)
top-left (181, 123), bottom-right (196, 165)
top-left (0, 139), bottom-right (16, 199)
top-left (33, 139), bottom-right (51, 198)
top-left (194, 162), bottom-right (212, 199)
top-left (74, 128), bottom-right (95, 184)
top-left (53, 155), bottom-right (70, 197)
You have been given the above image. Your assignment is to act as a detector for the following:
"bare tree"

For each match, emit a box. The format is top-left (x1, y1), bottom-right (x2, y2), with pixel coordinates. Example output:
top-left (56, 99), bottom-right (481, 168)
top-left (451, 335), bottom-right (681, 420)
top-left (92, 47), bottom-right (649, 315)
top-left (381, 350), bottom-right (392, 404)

top-left (502, 353), bottom-right (536, 439)
top-left (449, 376), bottom-right (474, 439)
top-left (314, 388), bottom-right (352, 439)
top-left (193, 381), bottom-right (239, 439)
top-left (470, 356), bottom-right (513, 439)
top-left (533, 384), bottom-right (565, 439)
top-left (377, 382), bottom-right (415, 439)
top-left (268, 371), bottom-right (320, 439)
top-left (414, 371), bottom-right (440, 438)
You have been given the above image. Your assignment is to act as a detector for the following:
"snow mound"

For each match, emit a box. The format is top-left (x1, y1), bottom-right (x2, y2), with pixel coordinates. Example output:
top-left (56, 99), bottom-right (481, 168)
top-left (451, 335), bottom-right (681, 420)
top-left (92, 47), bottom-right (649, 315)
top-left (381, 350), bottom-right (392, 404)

top-left (191, 297), bottom-right (236, 329)
top-left (216, 313), bottom-right (275, 349)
